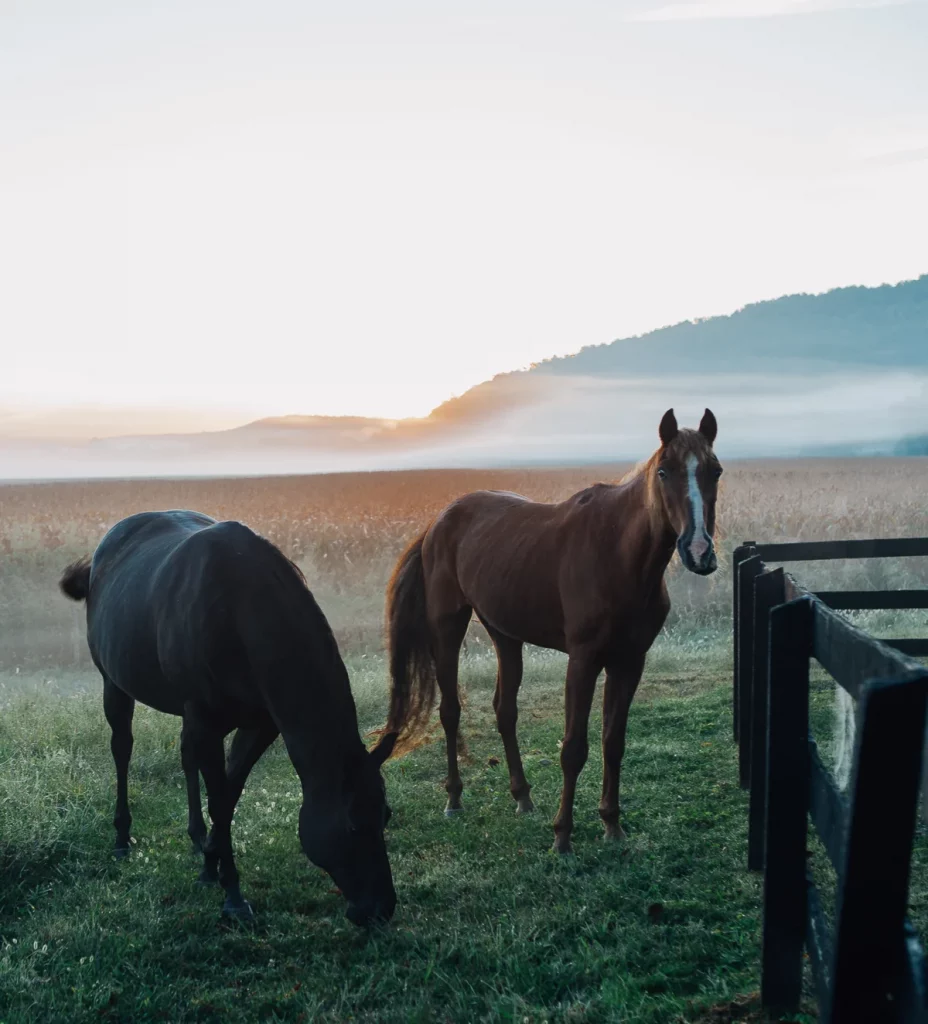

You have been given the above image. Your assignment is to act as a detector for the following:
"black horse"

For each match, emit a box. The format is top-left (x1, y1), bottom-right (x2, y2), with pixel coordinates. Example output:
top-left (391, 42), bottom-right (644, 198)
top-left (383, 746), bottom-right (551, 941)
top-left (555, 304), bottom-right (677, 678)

top-left (60, 510), bottom-right (397, 926)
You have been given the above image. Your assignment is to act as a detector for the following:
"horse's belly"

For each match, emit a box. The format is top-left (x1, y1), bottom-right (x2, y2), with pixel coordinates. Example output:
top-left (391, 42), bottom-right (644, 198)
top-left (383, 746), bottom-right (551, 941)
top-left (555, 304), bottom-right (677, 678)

top-left (88, 623), bottom-right (187, 717)
top-left (477, 604), bottom-right (566, 653)
top-left (96, 657), bottom-right (187, 717)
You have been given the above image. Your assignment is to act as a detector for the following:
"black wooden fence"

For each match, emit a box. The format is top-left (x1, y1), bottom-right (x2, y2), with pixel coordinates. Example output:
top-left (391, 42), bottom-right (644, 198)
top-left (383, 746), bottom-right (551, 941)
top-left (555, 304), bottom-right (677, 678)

top-left (731, 540), bottom-right (928, 1022)
top-left (733, 538), bottom-right (928, 798)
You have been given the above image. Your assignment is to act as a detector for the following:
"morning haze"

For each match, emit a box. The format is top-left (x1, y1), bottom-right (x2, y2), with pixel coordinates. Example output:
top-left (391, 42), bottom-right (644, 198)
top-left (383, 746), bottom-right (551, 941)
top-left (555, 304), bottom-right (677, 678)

top-left (2, 0), bottom-right (927, 447)
top-left (2, 276), bottom-right (926, 479)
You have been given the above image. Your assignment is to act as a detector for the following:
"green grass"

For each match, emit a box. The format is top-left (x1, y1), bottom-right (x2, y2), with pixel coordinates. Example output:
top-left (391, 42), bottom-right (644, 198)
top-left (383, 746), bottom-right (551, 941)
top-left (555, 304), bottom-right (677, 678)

top-left (0, 646), bottom-right (803, 1023)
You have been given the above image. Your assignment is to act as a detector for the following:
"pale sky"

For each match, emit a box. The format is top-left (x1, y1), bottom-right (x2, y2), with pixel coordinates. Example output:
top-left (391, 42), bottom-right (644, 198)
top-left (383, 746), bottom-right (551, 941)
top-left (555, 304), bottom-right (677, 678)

top-left (2, 0), bottom-right (927, 431)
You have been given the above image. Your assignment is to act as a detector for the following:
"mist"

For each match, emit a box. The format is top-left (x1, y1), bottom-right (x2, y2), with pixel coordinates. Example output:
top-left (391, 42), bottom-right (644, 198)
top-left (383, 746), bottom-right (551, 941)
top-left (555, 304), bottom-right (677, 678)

top-left (2, 369), bottom-right (924, 482)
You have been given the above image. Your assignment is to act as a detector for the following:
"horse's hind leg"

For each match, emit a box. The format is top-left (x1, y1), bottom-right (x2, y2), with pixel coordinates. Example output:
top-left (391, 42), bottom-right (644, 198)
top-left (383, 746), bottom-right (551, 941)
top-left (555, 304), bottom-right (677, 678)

top-left (552, 651), bottom-right (602, 854)
top-left (434, 608), bottom-right (471, 816)
top-left (180, 720), bottom-right (208, 856)
top-left (599, 653), bottom-right (645, 842)
top-left (487, 628), bottom-right (533, 814)
top-left (102, 679), bottom-right (135, 858)
top-left (184, 703), bottom-right (253, 923)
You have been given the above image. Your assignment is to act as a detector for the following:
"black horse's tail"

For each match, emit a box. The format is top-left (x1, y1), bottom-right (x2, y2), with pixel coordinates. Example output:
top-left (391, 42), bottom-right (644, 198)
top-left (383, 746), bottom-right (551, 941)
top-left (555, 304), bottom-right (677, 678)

top-left (60, 558), bottom-right (92, 602)
top-left (385, 533), bottom-right (436, 756)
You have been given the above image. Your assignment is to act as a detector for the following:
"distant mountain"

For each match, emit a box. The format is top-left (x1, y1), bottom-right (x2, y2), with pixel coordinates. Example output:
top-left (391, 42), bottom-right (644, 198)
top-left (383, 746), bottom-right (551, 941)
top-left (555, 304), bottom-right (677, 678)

top-left (2, 275), bottom-right (926, 479)
top-left (894, 434), bottom-right (928, 456)
top-left (534, 275), bottom-right (928, 377)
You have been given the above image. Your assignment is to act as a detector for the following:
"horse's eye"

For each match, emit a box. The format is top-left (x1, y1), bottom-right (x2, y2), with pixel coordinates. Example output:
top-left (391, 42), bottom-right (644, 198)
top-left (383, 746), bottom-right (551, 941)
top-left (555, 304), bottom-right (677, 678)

top-left (713, 467), bottom-right (723, 479)
top-left (657, 467), bottom-right (667, 480)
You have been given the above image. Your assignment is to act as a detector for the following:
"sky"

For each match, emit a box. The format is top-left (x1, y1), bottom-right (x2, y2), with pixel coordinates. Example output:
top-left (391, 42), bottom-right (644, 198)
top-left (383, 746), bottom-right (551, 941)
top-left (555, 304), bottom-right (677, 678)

top-left (2, 0), bottom-right (927, 436)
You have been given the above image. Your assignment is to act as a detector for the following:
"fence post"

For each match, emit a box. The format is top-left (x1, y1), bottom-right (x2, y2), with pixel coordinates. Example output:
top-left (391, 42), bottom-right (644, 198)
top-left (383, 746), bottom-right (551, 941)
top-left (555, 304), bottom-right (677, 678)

top-left (732, 542), bottom-right (755, 742)
top-left (827, 673), bottom-right (928, 1024)
top-left (738, 553), bottom-right (763, 789)
top-left (762, 597), bottom-right (814, 1013)
top-left (748, 567), bottom-right (785, 872)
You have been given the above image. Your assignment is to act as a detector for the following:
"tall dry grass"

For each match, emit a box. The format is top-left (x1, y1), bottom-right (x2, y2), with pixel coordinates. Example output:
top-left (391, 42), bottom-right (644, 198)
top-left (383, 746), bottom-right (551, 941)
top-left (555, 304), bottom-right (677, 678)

top-left (2, 458), bottom-right (927, 672)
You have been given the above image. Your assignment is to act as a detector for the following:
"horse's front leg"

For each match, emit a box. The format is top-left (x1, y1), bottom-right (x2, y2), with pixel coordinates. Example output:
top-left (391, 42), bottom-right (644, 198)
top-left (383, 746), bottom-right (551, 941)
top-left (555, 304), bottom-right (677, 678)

top-left (552, 652), bottom-right (602, 854)
top-left (184, 703), bottom-right (254, 924)
top-left (195, 722), bottom-right (278, 886)
top-left (599, 652), bottom-right (646, 841)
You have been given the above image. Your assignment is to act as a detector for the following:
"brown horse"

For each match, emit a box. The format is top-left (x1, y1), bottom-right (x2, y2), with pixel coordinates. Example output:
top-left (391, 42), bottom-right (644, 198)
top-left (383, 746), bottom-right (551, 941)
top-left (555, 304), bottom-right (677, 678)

top-left (384, 408), bottom-right (721, 853)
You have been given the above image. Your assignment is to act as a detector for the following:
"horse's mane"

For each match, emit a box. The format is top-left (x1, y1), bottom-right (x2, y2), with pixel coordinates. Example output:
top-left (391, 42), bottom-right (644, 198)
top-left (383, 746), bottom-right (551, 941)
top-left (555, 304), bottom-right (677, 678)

top-left (285, 553), bottom-right (307, 586)
top-left (246, 531), bottom-right (308, 587)
top-left (618, 449), bottom-right (663, 533)
top-left (240, 529), bottom-right (341, 634)
top-left (238, 529), bottom-right (355, 682)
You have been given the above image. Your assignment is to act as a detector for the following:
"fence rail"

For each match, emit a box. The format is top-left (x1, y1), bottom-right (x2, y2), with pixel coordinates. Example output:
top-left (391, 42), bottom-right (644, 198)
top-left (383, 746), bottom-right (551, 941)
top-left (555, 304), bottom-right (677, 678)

top-left (731, 539), bottom-right (928, 1023)
top-left (742, 537), bottom-right (928, 562)
top-left (732, 539), bottom-right (928, 783)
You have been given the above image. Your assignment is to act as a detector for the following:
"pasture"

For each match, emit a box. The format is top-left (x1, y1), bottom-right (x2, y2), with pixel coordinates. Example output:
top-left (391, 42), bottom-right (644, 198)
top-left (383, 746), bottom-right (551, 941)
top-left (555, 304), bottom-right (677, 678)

top-left (2, 458), bottom-right (928, 1021)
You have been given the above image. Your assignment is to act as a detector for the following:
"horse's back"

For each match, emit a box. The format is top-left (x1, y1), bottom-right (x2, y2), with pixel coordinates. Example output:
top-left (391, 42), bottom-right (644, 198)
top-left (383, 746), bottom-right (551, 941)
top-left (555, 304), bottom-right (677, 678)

top-left (420, 489), bottom-right (571, 647)
top-left (89, 511), bottom-right (218, 636)
top-left (86, 511), bottom-right (234, 714)
top-left (91, 510), bottom-right (216, 579)
top-left (428, 489), bottom-right (554, 538)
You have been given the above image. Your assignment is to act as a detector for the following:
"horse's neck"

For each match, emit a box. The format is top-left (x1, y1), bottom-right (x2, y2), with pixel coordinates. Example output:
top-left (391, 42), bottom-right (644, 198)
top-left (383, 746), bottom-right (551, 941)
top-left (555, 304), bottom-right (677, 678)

top-left (251, 626), bottom-right (363, 787)
top-left (608, 471), bottom-right (677, 584)
top-left (283, 692), bottom-right (363, 803)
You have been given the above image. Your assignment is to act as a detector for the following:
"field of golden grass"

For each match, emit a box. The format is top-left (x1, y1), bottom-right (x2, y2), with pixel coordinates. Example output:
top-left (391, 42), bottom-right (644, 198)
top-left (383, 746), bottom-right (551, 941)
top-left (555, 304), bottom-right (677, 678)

top-left (2, 457), bottom-right (927, 673)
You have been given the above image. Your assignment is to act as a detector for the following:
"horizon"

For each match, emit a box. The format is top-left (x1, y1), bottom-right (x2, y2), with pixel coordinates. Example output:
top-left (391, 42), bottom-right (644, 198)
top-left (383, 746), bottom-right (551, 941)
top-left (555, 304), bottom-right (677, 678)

top-left (3, 271), bottom-right (924, 443)
top-left (4, 1), bottom-right (928, 438)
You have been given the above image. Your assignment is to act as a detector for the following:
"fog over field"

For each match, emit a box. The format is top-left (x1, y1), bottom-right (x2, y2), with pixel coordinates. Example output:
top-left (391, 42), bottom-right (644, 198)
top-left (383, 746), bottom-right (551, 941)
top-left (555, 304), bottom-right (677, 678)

top-left (3, 369), bottom-right (926, 481)
top-left (5, 274), bottom-right (927, 480)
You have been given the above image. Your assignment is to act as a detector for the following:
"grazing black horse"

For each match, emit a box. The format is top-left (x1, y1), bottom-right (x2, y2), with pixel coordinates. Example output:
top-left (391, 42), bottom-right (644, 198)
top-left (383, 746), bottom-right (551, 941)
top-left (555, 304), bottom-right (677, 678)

top-left (60, 510), bottom-right (397, 925)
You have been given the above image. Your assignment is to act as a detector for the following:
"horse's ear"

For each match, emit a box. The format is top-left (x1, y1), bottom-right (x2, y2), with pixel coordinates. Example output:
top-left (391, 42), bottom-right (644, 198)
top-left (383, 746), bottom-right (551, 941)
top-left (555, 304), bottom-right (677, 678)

top-left (698, 408), bottom-right (717, 445)
top-left (369, 731), bottom-right (398, 767)
top-left (658, 408), bottom-right (678, 447)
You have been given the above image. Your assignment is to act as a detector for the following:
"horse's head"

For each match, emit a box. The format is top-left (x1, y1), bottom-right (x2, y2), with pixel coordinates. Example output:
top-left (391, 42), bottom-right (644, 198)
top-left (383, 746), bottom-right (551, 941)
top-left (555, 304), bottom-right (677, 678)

top-left (653, 408), bottom-right (722, 576)
top-left (298, 731), bottom-right (398, 926)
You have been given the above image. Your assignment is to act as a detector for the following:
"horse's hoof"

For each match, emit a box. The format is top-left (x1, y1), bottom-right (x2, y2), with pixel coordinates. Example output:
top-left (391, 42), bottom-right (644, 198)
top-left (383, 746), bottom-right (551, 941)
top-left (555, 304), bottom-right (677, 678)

top-left (552, 837), bottom-right (572, 856)
top-left (113, 846), bottom-right (130, 860)
top-left (197, 869), bottom-right (220, 887)
top-left (515, 798), bottom-right (535, 815)
top-left (221, 900), bottom-right (255, 925)
top-left (444, 806), bottom-right (464, 818)
top-left (603, 824), bottom-right (627, 842)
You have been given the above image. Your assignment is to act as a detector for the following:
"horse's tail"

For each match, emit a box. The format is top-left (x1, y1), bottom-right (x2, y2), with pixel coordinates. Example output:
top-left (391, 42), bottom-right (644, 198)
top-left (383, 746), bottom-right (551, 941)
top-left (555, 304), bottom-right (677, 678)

top-left (59, 558), bottom-right (92, 602)
top-left (385, 533), bottom-right (436, 755)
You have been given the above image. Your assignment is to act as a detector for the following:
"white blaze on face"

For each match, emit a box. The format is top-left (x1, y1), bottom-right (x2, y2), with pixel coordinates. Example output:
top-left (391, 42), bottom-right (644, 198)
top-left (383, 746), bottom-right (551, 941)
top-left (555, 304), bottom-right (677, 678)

top-left (686, 454), bottom-right (710, 563)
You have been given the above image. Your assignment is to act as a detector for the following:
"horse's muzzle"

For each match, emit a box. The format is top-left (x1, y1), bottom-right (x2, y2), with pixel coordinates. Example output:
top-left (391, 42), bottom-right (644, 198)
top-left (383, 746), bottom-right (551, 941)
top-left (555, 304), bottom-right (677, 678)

top-left (345, 891), bottom-right (397, 927)
top-left (677, 537), bottom-right (718, 576)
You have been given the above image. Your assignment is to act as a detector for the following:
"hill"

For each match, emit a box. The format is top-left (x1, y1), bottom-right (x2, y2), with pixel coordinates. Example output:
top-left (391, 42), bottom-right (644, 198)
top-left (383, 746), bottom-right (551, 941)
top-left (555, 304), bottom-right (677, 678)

top-left (536, 275), bottom-right (928, 377)
top-left (2, 275), bottom-right (926, 479)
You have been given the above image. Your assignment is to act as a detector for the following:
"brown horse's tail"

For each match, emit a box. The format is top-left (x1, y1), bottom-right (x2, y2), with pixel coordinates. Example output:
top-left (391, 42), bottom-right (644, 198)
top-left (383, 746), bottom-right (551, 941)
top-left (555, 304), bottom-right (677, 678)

top-left (60, 558), bottom-right (91, 602)
top-left (385, 533), bottom-right (436, 756)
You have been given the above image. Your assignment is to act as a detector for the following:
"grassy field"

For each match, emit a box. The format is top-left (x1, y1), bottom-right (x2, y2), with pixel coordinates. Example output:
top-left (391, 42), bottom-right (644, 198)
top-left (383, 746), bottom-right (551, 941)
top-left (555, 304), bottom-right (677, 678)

top-left (2, 458), bottom-right (927, 1021)
top-left (1, 642), bottom-right (812, 1024)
